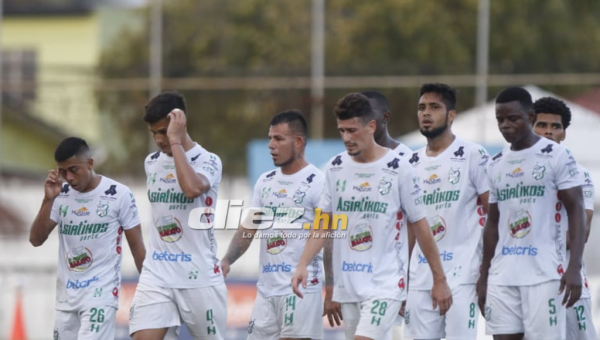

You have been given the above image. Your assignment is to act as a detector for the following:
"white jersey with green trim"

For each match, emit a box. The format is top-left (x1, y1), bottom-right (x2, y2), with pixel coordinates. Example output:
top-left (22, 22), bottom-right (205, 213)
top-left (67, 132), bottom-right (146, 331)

top-left (50, 176), bottom-right (140, 311)
top-left (251, 164), bottom-right (325, 297)
top-left (319, 150), bottom-right (427, 303)
top-left (487, 138), bottom-right (580, 286)
top-left (408, 138), bottom-right (490, 290)
top-left (139, 143), bottom-right (224, 288)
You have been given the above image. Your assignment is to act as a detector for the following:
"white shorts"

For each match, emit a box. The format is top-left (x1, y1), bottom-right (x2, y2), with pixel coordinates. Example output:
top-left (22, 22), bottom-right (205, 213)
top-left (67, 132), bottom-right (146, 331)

top-left (485, 281), bottom-right (565, 340)
top-left (129, 282), bottom-right (228, 340)
top-left (54, 306), bottom-right (116, 340)
top-left (341, 298), bottom-right (402, 340)
top-left (247, 292), bottom-right (323, 340)
top-left (404, 284), bottom-right (478, 340)
top-left (567, 298), bottom-right (598, 340)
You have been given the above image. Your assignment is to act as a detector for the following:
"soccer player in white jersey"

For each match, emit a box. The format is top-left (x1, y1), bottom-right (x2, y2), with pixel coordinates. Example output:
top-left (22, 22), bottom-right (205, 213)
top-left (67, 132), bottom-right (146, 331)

top-left (478, 87), bottom-right (586, 340)
top-left (30, 137), bottom-right (146, 340)
top-left (129, 92), bottom-right (227, 340)
top-left (221, 110), bottom-right (325, 340)
top-left (533, 96), bottom-right (597, 340)
top-left (292, 92), bottom-right (452, 340)
top-left (322, 91), bottom-right (413, 332)
top-left (404, 83), bottom-right (490, 340)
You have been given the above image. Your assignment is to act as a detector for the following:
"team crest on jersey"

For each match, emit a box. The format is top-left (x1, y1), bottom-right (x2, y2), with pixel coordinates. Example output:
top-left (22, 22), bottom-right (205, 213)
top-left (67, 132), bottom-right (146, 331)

top-left (509, 210), bottom-right (532, 238)
top-left (266, 231), bottom-right (287, 255)
top-left (293, 186), bottom-right (307, 204)
top-left (96, 200), bottom-right (109, 218)
top-left (448, 169), bottom-right (461, 184)
top-left (349, 221), bottom-right (373, 251)
top-left (378, 177), bottom-right (392, 195)
top-left (532, 165), bottom-right (546, 180)
top-left (157, 215), bottom-right (183, 242)
top-left (67, 247), bottom-right (93, 272)
top-left (430, 215), bottom-right (447, 242)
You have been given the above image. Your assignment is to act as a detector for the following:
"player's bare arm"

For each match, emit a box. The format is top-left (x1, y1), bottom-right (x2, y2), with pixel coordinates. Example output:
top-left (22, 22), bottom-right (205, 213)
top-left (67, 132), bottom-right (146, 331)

top-left (559, 185), bottom-right (586, 308)
top-left (291, 211), bottom-right (331, 298)
top-left (167, 109), bottom-right (211, 199)
top-left (584, 209), bottom-right (593, 242)
top-left (30, 169), bottom-right (61, 247)
top-left (410, 217), bottom-right (453, 315)
top-left (477, 202), bottom-right (499, 316)
top-left (221, 226), bottom-right (257, 278)
top-left (124, 225), bottom-right (146, 273)
top-left (323, 238), bottom-right (343, 326)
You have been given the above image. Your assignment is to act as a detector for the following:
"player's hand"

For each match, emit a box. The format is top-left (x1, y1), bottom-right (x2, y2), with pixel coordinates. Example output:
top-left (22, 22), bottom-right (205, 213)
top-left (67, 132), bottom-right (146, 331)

top-left (220, 259), bottom-right (230, 279)
top-left (560, 265), bottom-right (582, 308)
top-left (323, 293), bottom-right (343, 327)
top-left (44, 169), bottom-right (63, 200)
top-left (431, 278), bottom-right (452, 315)
top-left (399, 300), bottom-right (406, 317)
top-left (476, 274), bottom-right (488, 317)
top-left (166, 109), bottom-right (187, 145)
top-left (291, 267), bottom-right (308, 298)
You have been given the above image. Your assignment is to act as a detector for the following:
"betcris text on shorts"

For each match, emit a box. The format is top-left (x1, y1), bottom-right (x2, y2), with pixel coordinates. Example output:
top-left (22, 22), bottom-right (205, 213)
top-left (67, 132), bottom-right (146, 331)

top-left (501, 245), bottom-right (538, 256)
top-left (418, 251), bottom-right (453, 264)
top-left (342, 261), bottom-right (373, 273)
top-left (152, 250), bottom-right (193, 262)
top-left (262, 262), bottom-right (292, 273)
top-left (66, 276), bottom-right (99, 289)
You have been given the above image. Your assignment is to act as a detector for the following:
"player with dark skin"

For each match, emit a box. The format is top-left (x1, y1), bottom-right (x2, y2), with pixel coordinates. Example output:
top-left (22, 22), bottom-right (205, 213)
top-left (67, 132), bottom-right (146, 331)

top-left (477, 89), bottom-right (585, 340)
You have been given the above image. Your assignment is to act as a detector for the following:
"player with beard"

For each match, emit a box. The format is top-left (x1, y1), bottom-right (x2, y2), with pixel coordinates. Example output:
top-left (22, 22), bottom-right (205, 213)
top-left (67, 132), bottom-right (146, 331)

top-left (292, 92), bottom-right (452, 340)
top-left (478, 87), bottom-right (585, 340)
top-left (404, 83), bottom-right (490, 340)
top-left (222, 110), bottom-right (325, 340)
top-left (533, 97), bottom-right (597, 340)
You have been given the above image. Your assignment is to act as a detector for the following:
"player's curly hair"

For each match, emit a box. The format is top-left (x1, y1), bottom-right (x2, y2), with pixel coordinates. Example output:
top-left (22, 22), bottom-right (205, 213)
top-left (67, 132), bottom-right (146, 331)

top-left (533, 97), bottom-right (571, 130)
top-left (334, 93), bottom-right (374, 123)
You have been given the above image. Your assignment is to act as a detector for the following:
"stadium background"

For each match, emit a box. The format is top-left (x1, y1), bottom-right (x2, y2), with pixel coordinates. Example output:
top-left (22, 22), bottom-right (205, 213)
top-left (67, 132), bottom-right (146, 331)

top-left (1, 0), bottom-right (600, 339)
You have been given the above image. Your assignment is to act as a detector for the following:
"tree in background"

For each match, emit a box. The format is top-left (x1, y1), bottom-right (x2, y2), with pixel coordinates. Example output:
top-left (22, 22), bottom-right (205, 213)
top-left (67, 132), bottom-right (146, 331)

top-left (97, 0), bottom-right (600, 176)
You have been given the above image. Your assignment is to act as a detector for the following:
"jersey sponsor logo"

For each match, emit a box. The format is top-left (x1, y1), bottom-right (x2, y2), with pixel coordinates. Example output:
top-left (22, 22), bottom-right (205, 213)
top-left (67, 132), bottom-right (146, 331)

top-left (59, 204), bottom-right (69, 218)
top-left (424, 174), bottom-right (441, 185)
top-left (478, 149), bottom-right (490, 167)
top-left (262, 262), bottom-right (292, 273)
top-left (147, 188), bottom-right (194, 204)
top-left (59, 221), bottom-right (109, 240)
top-left (421, 188), bottom-right (460, 205)
top-left (501, 245), bottom-right (538, 256)
top-left (417, 251), bottom-right (453, 264)
top-left (342, 261), bottom-right (373, 273)
top-left (336, 180), bottom-right (347, 192)
top-left (496, 183), bottom-right (545, 201)
top-left (448, 169), bottom-right (460, 184)
top-left (349, 221), bottom-right (373, 251)
top-left (261, 187), bottom-right (271, 198)
top-left (506, 167), bottom-right (524, 178)
top-left (272, 189), bottom-right (287, 198)
top-left (532, 165), bottom-right (546, 180)
top-left (266, 232), bottom-right (287, 254)
top-left (72, 206), bottom-right (90, 217)
top-left (157, 215), bottom-right (183, 242)
top-left (353, 182), bottom-right (372, 192)
top-left (67, 247), bottom-right (93, 272)
top-left (160, 173), bottom-right (177, 184)
top-left (96, 200), bottom-right (109, 218)
top-left (151, 250), bottom-right (192, 262)
top-left (430, 215), bottom-right (447, 242)
top-left (509, 210), bottom-right (532, 238)
top-left (66, 276), bottom-right (99, 289)
top-left (336, 197), bottom-right (388, 213)
top-left (378, 177), bottom-right (392, 195)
